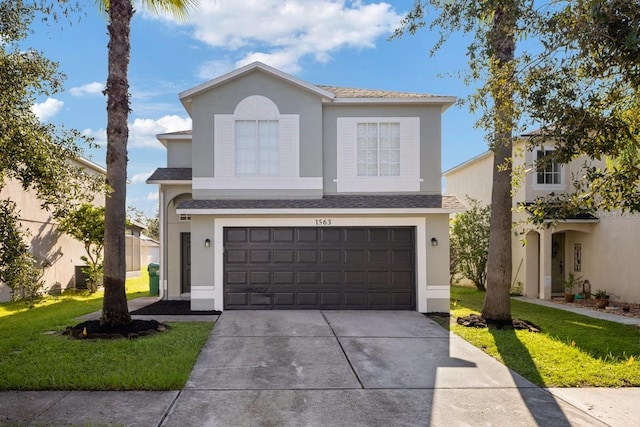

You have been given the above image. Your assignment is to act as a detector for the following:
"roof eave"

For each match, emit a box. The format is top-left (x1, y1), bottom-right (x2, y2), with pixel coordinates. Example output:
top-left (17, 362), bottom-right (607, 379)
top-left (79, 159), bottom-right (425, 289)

top-left (176, 207), bottom-right (466, 215)
top-left (146, 179), bottom-right (193, 185)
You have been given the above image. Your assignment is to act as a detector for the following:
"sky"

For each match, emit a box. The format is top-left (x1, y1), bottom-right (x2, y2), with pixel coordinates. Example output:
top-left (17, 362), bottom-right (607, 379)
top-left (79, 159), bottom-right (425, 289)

top-left (27, 0), bottom-right (488, 217)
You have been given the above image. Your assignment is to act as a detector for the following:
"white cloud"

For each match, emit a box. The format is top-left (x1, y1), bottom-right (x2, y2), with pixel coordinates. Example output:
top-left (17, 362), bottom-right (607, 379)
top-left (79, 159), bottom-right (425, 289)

top-left (82, 128), bottom-right (107, 146)
top-left (130, 170), bottom-right (155, 184)
top-left (82, 115), bottom-right (191, 149)
top-left (146, 191), bottom-right (159, 201)
top-left (70, 82), bottom-right (104, 96)
top-left (147, 0), bottom-right (402, 74)
top-left (129, 115), bottom-right (192, 148)
top-left (32, 98), bottom-right (64, 121)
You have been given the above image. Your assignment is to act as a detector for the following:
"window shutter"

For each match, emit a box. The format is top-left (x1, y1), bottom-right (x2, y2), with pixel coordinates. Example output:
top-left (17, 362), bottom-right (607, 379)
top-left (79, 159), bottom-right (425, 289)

top-left (338, 118), bottom-right (357, 179)
top-left (214, 114), bottom-right (234, 177)
top-left (400, 117), bottom-right (420, 180)
top-left (279, 115), bottom-right (299, 177)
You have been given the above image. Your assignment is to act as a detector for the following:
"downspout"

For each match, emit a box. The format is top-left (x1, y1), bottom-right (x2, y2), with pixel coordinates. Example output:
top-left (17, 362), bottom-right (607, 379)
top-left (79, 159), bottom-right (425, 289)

top-left (158, 188), bottom-right (166, 300)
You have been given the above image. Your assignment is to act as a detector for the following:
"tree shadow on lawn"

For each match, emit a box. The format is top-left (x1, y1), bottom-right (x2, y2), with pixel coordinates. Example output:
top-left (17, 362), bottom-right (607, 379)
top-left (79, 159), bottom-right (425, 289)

top-left (489, 328), bottom-right (572, 426)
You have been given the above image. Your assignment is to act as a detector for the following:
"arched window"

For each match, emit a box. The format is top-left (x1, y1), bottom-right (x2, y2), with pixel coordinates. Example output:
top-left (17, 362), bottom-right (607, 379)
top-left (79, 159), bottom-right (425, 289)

top-left (214, 95), bottom-right (299, 178)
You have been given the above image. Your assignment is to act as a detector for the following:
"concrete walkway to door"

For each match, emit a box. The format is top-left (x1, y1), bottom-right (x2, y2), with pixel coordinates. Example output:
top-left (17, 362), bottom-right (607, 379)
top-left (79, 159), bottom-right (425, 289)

top-left (162, 310), bottom-right (606, 426)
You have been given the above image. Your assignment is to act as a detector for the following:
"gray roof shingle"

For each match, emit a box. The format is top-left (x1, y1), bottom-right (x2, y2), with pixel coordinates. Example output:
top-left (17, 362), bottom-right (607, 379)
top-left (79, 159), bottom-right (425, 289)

top-left (147, 168), bottom-right (192, 182)
top-left (177, 194), bottom-right (464, 210)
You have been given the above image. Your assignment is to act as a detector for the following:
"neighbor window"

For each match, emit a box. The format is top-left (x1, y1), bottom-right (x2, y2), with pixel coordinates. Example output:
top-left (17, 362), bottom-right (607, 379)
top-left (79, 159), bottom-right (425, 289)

top-left (235, 120), bottom-right (279, 176)
top-left (357, 122), bottom-right (401, 177)
top-left (536, 149), bottom-right (562, 185)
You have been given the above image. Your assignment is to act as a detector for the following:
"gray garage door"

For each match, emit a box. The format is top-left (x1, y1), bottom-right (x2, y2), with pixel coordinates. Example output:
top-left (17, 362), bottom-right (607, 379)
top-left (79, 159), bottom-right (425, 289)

top-left (223, 227), bottom-right (415, 309)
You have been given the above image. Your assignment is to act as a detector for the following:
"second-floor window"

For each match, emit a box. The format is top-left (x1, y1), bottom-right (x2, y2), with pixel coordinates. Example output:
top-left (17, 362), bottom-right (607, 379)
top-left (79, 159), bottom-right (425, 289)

top-left (235, 120), bottom-right (279, 176)
top-left (214, 95), bottom-right (300, 180)
top-left (536, 149), bottom-right (562, 185)
top-left (357, 122), bottom-right (401, 177)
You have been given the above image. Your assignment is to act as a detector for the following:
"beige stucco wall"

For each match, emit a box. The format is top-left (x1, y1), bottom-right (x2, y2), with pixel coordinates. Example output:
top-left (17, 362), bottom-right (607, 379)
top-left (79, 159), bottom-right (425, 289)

top-left (0, 159), bottom-right (106, 301)
top-left (443, 151), bottom-right (493, 205)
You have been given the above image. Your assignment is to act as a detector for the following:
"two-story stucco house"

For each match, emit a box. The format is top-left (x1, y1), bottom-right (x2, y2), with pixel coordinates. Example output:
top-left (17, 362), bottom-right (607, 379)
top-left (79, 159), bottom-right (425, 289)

top-left (147, 62), bottom-right (463, 312)
top-left (445, 136), bottom-right (640, 305)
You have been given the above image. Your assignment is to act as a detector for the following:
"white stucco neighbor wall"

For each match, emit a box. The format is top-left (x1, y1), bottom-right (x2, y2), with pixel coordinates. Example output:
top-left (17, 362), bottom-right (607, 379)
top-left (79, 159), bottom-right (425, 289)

top-left (185, 214), bottom-right (450, 313)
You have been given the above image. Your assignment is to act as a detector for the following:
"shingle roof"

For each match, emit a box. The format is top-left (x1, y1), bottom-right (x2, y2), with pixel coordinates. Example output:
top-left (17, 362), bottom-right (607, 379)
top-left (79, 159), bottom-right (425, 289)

top-left (177, 194), bottom-right (465, 210)
top-left (146, 168), bottom-right (192, 182)
top-left (316, 85), bottom-right (440, 99)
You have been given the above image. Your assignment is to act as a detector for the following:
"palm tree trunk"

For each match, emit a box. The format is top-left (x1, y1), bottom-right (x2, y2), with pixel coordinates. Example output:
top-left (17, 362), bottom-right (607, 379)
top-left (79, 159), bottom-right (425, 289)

top-left (101, 0), bottom-right (133, 327)
top-left (481, 6), bottom-right (516, 325)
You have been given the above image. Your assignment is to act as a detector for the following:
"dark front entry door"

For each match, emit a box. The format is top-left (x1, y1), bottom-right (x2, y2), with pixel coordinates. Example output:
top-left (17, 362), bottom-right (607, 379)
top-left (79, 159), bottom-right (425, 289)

top-left (223, 227), bottom-right (415, 310)
top-left (181, 232), bottom-right (191, 294)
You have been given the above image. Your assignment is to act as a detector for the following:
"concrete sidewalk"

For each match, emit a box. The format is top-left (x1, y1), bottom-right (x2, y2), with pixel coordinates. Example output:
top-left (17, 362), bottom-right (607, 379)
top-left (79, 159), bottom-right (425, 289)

top-left (2, 309), bottom-right (638, 426)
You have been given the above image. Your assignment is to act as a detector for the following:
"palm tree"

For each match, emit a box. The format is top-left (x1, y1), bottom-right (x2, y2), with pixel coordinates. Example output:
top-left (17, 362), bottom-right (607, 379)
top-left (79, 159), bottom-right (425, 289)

top-left (99, 0), bottom-right (196, 327)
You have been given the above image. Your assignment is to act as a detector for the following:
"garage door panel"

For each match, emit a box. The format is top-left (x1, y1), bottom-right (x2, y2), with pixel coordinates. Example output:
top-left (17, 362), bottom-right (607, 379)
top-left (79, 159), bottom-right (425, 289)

top-left (273, 228), bottom-right (294, 242)
top-left (345, 249), bottom-right (365, 263)
top-left (249, 293), bottom-right (271, 306)
top-left (345, 293), bottom-right (366, 306)
top-left (297, 293), bottom-right (318, 305)
top-left (273, 250), bottom-right (294, 263)
top-left (224, 227), bottom-right (415, 310)
top-left (249, 228), bottom-right (270, 242)
top-left (297, 249), bottom-right (317, 263)
top-left (249, 250), bottom-right (271, 263)
top-left (226, 271), bottom-right (247, 284)
top-left (368, 292), bottom-right (390, 306)
top-left (273, 293), bottom-right (294, 305)
top-left (249, 271), bottom-right (270, 284)
top-left (273, 271), bottom-right (295, 284)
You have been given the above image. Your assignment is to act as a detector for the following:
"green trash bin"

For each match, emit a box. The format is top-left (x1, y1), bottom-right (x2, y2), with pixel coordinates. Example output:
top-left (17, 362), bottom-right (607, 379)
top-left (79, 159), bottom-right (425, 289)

top-left (148, 263), bottom-right (160, 295)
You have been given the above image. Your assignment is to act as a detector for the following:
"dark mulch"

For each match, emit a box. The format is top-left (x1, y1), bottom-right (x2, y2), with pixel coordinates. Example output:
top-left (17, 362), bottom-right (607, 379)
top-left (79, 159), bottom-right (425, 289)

top-left (63, 320), bottom-right (168, 340)
top-left (130, 299), bottom-right (221, 316)
top-left (457, 314), bottom-right (540, 332)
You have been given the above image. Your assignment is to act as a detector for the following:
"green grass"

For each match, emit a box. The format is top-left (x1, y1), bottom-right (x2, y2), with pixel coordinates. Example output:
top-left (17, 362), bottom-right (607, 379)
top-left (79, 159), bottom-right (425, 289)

top-left (0, 272), bottom-right (214, 390)
top-left (444, 286), bottom-right (640, 387)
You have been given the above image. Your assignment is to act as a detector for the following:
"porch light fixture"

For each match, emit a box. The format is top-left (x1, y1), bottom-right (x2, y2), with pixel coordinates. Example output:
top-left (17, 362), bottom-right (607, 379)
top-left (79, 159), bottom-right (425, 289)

top-left (431, 237), bottom-right (438, 247)
top-left (204, 238), bottom-right (211, 248)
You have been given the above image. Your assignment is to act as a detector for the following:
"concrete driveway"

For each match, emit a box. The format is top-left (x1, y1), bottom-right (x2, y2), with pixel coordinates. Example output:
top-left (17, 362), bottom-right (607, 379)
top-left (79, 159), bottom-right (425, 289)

top-left (163, 311), bottom-right (603, 426)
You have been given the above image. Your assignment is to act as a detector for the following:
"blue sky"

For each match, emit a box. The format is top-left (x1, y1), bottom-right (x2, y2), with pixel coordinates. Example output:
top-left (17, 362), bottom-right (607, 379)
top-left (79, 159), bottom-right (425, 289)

top-left (28, 0), bottom-right (487, 216)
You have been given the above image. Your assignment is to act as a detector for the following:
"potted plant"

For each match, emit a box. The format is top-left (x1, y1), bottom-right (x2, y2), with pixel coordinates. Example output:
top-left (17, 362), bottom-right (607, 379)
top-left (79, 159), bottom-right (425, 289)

top-left (561, 272), bottom-right (581, 302)
top-left (594, 289), bottom-right (609, 309)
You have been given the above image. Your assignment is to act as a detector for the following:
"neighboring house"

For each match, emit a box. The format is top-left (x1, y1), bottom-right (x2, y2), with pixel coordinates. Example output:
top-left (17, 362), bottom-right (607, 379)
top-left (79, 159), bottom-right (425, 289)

top-left (0, 157), bottom-right (146, 301)
top-left (147, 62), bottom-right (463, 312)
top-left (444, 137), bottom-right (640, 304)
top-left (140, 234), bottom-right (160, 266)
top-left (0, 158), bottom-right (105, 301)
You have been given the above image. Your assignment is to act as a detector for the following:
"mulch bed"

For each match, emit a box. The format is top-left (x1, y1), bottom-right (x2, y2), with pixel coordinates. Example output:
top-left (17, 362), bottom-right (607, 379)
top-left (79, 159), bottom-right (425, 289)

top-left (63, 320), bottom-right (168, 340)
top-left (130, 299), bottom-right (221, 316)
top-left (457, 314), bottom-right (541, 332)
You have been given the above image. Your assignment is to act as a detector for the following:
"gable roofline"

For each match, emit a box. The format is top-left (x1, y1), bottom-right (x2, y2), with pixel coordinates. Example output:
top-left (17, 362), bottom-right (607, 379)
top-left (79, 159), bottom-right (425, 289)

top-left (442, 150), bottom-right (492, 176)
top-left (74, 156), bottom-right (107, 175)
top-left (179, 62), bottom-right (335, 106)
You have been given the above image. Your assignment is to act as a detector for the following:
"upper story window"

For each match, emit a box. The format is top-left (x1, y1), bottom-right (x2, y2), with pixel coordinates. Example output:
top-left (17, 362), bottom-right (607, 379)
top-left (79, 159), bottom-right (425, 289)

top-left (235, 120), bottom-right (279, 175)
top-left (214, 95), bottom-right (300, 179)
top-left (535, 148), bottom-right (563, 186)
top-left (337, 117), bottom-right (420, 193)
top-left (357, 122), bottom-right (401, 177)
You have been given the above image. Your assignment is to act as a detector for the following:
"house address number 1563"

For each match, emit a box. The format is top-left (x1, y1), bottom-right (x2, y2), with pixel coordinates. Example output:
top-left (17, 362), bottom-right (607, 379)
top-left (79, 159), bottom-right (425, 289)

top-left (315, 219), bottom-right (332, 226)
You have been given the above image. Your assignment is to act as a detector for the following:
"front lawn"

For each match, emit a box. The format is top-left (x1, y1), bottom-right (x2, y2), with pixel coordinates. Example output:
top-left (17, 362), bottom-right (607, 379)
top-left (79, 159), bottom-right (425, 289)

top-left (444, 286), bottom-right (640, 387)
top-left (0, 272), bottom-right (214, 390)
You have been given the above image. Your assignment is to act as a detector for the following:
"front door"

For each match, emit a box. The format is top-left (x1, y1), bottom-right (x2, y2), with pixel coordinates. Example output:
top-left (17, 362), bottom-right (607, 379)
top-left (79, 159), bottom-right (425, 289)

top-left (181, 232), bottom-right (191, 294)
top-left (551, 233), bottom-right (565, 293)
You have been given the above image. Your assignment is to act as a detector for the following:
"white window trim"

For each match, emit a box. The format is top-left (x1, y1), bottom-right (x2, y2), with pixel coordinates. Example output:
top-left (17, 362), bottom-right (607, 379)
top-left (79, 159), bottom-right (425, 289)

top-left (213, 96), bottom-right (302, 190)
top-left (532, 145), bottom-right (566, 191)
top-left (336, 117), bottom-right (421, 193)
